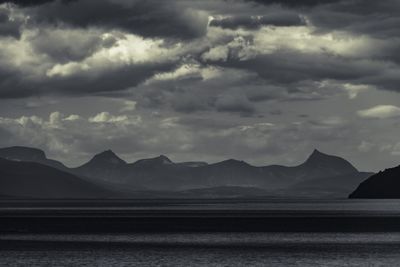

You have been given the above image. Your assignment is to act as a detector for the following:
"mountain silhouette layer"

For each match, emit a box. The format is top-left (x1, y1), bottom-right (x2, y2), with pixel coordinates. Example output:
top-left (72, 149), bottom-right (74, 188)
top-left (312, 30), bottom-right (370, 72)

top-left (0, 146), bottom-right (373, 198)
top-left (349, 165), bottom-right (400, 198)
top-left (71, 149), bottom-right (366, 193)
top-left (0, 157), bottom-right (115, 198)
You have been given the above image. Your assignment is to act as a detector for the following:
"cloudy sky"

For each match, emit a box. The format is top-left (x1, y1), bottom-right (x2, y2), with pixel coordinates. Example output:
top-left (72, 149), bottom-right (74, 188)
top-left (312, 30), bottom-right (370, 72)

top-left (0, 0), bottom-right (399, 171)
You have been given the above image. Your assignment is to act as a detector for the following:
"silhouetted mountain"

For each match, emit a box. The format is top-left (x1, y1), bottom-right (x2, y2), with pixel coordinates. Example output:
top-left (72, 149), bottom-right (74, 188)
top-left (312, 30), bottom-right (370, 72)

top-left (349, 165), bottom-right (400, 198)
top-left (163, 150), bottom-right (364, 196)
top-left (73, 154), bottom-right (177, 188)
top-left (99, 149), bottom-right (363, 195)
top-left (300, 149), bottom-right (358, 174)
top-left (72, 150), bottom-right (133, 190)
top-left (88, 150), bottom-right (127, 165)
top-left (74, 150), bottom-right (126, 173)
top-left (0, 146), bottom-right (369, 198)
top-left (268, 149), bottom-right (369, 197)
top-left (0, 157), bottom-right (115, 198)
top-left (124, 155), bottom-right (192, 190)
top-left (0, 146), bottom-right (68, 171)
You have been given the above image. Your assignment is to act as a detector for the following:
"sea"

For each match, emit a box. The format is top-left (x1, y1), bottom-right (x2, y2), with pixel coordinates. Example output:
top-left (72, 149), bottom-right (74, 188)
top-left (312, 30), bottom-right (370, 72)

top-left (1, 199), bottom-right (400, 266)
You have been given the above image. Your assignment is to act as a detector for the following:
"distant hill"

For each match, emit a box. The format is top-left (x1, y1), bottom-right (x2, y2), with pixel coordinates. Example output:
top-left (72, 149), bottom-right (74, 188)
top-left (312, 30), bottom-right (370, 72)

top-left (349, 165), bottom-right (400, 198)
top-left (0, 146), bottom-right (69, 172)
top-left (0, 157), bottom-right (115, 198)
top-left (0, 146), bottom-right (371, 198)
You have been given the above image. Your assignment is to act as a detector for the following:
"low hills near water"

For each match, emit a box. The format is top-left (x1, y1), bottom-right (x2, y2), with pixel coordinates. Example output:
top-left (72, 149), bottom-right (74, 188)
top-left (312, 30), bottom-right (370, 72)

top-left (349, 165), bottom-right (400, 199)
top-left (0, 146), bottom-right (382, 199)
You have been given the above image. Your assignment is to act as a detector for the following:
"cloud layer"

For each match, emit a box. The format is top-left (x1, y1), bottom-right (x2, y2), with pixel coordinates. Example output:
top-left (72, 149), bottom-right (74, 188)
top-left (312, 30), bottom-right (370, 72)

top-left (0, 0), bottom-right (400, 171)
top-left (0, 0), bottom-right (400, 99)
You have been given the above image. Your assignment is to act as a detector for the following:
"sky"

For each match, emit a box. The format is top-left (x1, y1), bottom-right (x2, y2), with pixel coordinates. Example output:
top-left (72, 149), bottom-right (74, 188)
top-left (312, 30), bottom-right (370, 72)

top-left (0, 0), bottom-right (399, 171)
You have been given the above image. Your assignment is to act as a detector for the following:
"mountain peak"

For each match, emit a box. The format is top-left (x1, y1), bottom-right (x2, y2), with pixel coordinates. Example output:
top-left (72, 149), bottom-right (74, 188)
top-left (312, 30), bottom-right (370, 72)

top-left (302, 149), bottom-right (358, 173)
top-left (157, 155), bottom-right (172, 163)
top-left (308, 149), bottom-right (326, 159)
top-left (90, 150), bottom-right (126, 165)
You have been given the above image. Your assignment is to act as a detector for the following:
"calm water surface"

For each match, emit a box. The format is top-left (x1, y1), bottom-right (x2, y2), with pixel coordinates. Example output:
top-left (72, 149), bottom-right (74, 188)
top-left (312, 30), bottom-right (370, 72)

top-left (1, 232), bottom-right (400, 266)
top-left (2, 199), bottom-right (400, 266)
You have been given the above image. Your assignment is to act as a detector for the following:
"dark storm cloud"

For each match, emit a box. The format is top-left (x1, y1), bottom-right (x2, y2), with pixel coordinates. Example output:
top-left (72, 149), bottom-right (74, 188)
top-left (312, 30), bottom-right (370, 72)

top-left (0, 0), bottom-right (400, 100)
top-left (0, 60), bottom-right (178, 99)
top-left (0, 6), bottom-right (22, 37)
top-left (29, 28), bottom-right (117, 62)
top-left (362, 68), bottom-right (400, 93)
top-left (48, 63), bottom-right (178, 95)
top-left (0, 0), bottom-right (55, 6)
top-left (0, 0), bottom-right (190, 99)
top-left (210, 13), bottom-right (305, 29)
top-left (248, 0), bottom-right (400, 38)
top-left (200, 0), bottom-right (400, 95)
top-left (305, 0), bottom-right (400, 38)
top-left (0, 67), bottom-right (33, 98)
top-left (22, 0), bottom-right (208, 40)
top-left (210, 51), bottom-right (378, 86)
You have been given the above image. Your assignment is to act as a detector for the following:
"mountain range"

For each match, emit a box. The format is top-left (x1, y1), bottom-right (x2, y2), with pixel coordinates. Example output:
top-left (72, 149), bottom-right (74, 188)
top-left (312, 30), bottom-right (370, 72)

top-left (0, 146), bottom-right (374, 199)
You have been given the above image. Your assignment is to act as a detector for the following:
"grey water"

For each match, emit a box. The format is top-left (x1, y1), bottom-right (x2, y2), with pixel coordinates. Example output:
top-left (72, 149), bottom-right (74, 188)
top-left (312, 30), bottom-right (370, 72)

top-left (4, 198), bottom-right (400, 212)
top-left (1, 232), bottom-right (400, 266)
top-left (3, 199), bottom-right (400, 266)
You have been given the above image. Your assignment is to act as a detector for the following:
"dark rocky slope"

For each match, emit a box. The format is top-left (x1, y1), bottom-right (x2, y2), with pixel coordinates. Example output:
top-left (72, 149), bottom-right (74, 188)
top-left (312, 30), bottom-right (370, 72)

top-left (350, 165), bottom-right (400, 198)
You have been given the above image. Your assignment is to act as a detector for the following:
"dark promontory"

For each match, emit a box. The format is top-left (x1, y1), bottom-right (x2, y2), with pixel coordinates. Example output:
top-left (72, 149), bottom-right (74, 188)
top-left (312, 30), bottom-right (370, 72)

top-left (349, 165), bottom-right (400, 198)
